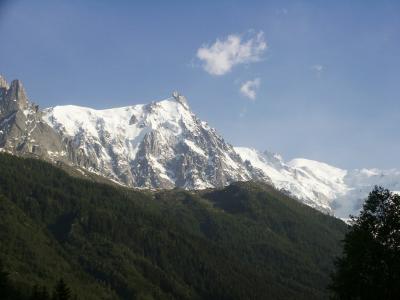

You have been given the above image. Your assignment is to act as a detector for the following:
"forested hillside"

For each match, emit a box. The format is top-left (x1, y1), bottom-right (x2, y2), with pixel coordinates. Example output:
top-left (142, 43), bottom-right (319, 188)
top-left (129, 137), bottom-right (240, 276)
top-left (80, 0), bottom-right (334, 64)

top-left (0, 153), bottom-right (347, 299)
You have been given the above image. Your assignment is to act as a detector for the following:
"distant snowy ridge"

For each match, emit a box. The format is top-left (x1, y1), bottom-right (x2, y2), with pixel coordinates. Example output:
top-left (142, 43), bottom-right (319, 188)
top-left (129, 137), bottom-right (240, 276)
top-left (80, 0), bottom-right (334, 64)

top-left (234, 147), bottom-right (400, 217)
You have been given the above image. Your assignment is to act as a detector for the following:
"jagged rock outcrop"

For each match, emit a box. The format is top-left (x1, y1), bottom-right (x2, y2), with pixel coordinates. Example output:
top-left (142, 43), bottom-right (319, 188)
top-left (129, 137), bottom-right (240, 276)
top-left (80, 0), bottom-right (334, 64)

top-left (0, 76), bottom-right (67, 158)
top-left (0, 75), bottom-right (9, 90)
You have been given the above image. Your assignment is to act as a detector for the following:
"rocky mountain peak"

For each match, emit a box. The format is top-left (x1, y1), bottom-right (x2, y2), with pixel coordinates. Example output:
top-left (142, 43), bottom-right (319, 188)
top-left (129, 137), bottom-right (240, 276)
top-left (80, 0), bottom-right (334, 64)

top-left (8, 79), bottom-right (28, 110)
top-left (0, 75), bottom-right (9, 89)
top-left (0, 76), bottom-right (68, 161)
top-left (0, 79), bottom-right (29, 114)
top-left (172, 91), bottom-right (189, 109)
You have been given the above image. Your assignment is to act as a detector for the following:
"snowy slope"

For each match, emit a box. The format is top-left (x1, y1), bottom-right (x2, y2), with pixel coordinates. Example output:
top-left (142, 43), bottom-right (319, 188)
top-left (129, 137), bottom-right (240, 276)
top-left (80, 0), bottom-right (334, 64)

top-left (235, 147), bottom-right (400, 217)
top-left (234, 147), bottom-right (348, 213)
top-left (43, 93), bottom-right (253, 189)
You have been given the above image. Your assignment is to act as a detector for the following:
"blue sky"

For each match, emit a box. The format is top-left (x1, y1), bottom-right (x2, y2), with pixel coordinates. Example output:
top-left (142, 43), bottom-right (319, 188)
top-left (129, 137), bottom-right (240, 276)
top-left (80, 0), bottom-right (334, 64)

top-left (0, 0), bottom-right (399, 169)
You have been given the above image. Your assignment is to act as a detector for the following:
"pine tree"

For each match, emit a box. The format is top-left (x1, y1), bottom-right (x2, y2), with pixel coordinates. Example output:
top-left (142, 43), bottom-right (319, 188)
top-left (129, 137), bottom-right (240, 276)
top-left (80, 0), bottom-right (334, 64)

top-left (0, 259), bottom-right (10, 298)
top-left (41, 286), bottom-right (51, 300)
top-left (52, 279), bottom-right (71, 300)
top-left (330, 186), bottom-right (400, 299)
top-left (30, 285), bottom-right (41, 300)
top-left (31, 284), bottom-right (50, 300)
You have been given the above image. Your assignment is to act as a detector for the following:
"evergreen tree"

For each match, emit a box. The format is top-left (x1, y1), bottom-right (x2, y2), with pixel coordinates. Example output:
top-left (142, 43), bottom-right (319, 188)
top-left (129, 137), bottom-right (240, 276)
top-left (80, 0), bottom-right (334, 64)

top-left (0, 259), bottom-right (10, 298)
top-left (52, 279), bottom-right (71, 300)
top-left (31, 284), bottom-right (50, 300)
top-left (42, 287), bottom-right (50, 300)
top-left (330, 186), bottom-right (400, 299)
top-left (30, 285), bottom-right (41, 300)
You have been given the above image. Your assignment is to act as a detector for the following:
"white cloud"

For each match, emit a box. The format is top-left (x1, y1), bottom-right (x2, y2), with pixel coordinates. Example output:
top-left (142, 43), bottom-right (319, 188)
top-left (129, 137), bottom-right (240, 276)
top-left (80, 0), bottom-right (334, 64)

top-left (197, 31), bottom-right (267, 76)
top-left (240, 78), bottom-right (260, 100)
top-left (311, 64), bottom-right (324, 77)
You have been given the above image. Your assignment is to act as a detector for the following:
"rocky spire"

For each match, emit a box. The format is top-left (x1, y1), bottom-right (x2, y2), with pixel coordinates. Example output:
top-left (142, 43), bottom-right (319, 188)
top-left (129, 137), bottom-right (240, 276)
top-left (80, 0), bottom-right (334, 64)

top-left (6, 79), bottom-right (29, 111)
top-left (0, 75), bottom-right (8, 89)
top-left (0, 76), bottom-right (8, 106)
top-left (172, 91), bottom-right (189, 109)
top-left (0, 79), bottom-right (29, 114)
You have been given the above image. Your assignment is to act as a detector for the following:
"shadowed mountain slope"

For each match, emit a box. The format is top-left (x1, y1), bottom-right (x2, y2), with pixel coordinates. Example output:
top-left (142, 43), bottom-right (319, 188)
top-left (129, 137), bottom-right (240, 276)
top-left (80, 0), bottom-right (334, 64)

top-left (0, 153), bottom-right (346, 299)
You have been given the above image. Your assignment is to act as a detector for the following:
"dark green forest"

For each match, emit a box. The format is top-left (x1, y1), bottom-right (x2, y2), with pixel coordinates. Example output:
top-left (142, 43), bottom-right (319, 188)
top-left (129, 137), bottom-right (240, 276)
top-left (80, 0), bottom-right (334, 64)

top-left (0, 153), bottom-right (347, 299)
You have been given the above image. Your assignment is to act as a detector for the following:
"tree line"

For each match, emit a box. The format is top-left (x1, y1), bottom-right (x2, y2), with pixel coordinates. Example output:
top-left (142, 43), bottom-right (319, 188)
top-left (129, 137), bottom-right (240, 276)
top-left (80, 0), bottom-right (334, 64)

top-left (0, 264), bottom-right (76, 300)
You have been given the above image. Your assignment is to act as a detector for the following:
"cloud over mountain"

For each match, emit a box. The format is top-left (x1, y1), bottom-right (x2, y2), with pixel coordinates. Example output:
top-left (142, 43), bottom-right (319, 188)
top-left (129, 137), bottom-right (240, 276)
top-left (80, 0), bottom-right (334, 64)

top-left (197, 31), bottom-right (267, 75)
top-left (240, 78), bottom-right (260, 100)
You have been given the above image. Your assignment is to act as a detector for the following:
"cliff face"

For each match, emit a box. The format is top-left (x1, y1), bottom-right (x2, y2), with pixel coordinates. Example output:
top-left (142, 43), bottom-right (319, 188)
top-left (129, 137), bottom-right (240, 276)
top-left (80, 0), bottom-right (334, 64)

top-left (0, 76), bottom-right (67, 160)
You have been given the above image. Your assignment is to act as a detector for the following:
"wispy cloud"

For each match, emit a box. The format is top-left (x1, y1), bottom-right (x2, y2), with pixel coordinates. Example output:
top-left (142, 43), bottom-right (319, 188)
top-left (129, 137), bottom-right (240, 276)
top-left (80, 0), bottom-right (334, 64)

top-left (240, 78), bottom-right (260, 100)
top-left (197, 31), bottom-right (267, 76)
top-left (275, 8), bottom-right (288, 16)
top-left (311, 64), bottom-right (324, 78)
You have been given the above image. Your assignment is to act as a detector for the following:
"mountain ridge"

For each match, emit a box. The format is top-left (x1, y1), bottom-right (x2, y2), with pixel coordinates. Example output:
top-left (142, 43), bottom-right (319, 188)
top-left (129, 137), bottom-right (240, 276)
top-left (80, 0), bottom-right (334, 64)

top-left (41, 93), bottom-right (255, 189)
top-left (1, 75), bottom-right (399, 217)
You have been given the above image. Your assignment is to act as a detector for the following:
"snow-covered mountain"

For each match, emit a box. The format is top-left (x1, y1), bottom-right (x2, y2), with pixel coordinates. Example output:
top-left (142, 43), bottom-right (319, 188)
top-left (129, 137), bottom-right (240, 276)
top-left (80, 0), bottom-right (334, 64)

top-left (1, 75), bottom-right (399, 218)
top-left (235, 147), bottom-right (400, 217)
top-left (41, 92), bottom-right (254, 189)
